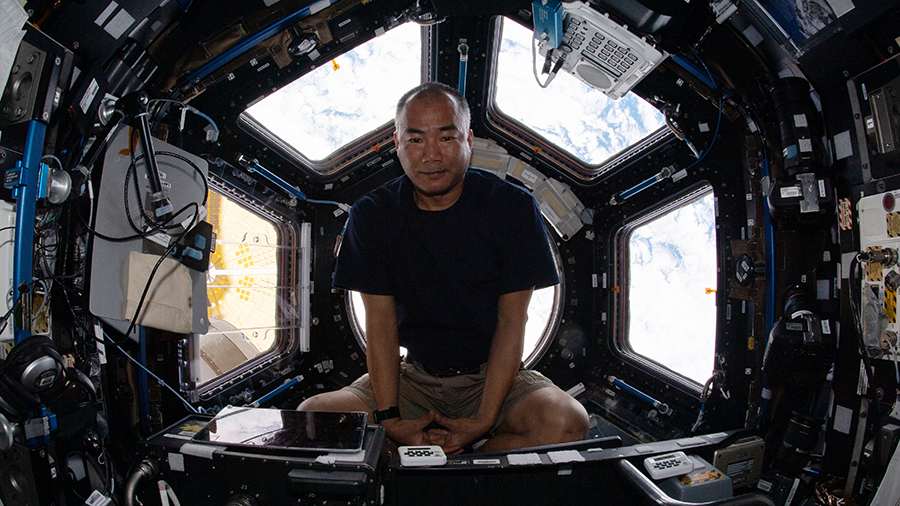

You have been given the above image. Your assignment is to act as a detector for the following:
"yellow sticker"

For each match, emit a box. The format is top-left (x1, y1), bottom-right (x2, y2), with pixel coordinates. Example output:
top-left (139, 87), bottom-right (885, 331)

top-left (680, 469), bottom-right (724, 485)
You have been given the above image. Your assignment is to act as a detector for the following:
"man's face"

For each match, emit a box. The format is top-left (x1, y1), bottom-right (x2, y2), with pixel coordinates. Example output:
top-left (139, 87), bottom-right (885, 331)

top-left (394, 93), bottom-right (474, 210)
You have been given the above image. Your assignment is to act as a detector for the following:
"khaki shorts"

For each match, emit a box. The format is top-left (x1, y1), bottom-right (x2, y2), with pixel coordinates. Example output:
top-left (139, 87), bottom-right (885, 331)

top-left (342, 359), bottom-right (556, 434)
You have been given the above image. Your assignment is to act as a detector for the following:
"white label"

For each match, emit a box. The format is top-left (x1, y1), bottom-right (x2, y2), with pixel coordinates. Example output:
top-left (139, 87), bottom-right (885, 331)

top-left (250, 58), bottom-right (258, 66)
top-left (818, 179), bottom-right (826, 198)
top-left (672, 169), bottom-right (688, 182)
top-left (793, 113), bottom-right (808, 128)
top-left (591, 274), bottom-right (598, 288)
top-left (799, 138), bottom-right (813, 152)
top-left (698, 122), bottom-right (710, 133)
top-left (858, 359), bottom-right (869, 395)
top-left (257, 62), bottom-right (270, 72)
top-left (86, 490), bottom-right (112, 506)
top-left (826, 0), bottom-right (855, 17)
top-left (833, 404), bottom-right (853, 434)
top-left (780, 186), bottom-right (802, 199)
top-left (834, 130), bottom-right (853, 160)
top-left (521, 169), bottom-right (539, 184)
top-left (821, 319), bottom-right (832, 334)
top-left (146, 232), bottom-right (171, 248)
top-left (309, 0), bottom-right (331, 14)
top-left (785, 477), bottom-right (801, 506)
top-left (104, 8), bottom-right (135, 39)
top-left (742, 25), bottom-right (764, 46)
top-left (539, 202), bottom-right (560, 225)
top-left (817, 279), bottom-right (830, 300)
top-left (94, 2), bottom-right (118, 26)
top-left (80, 79), bottom-right (99, 114)
top-left (168, 452), bottom-right (185, 472)
top-left (94, 323), bottom-right (107, 364)
top-left (602, 272), bottom-right (607, 288)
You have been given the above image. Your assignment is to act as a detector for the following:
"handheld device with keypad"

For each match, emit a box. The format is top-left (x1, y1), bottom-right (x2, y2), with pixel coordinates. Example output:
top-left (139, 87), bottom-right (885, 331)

top-left (643, 451), bottom-right (695, 480)
top-left (398, 446), bottom-right (448, 467)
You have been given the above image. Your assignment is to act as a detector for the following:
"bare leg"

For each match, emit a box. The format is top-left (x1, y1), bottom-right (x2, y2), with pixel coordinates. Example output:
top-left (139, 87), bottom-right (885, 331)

top-left (297, 390), bottom-right (373, 418)
top-left (478, 387), bottom-right (589, 453)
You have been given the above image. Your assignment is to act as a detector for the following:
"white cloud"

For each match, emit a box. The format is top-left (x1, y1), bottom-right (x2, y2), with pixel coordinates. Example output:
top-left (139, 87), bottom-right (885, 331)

top-left (246, 22), bottom-right (422, 161)
top-left (495, 19), bottom-right (665, 165)
top-left (628, 192), bottom-right (718, 384)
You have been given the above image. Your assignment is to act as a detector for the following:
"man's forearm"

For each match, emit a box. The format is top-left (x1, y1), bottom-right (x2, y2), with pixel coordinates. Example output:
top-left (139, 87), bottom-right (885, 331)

top-left (361, 293), bottom-right (401, 411)
top-left (476, 289), bottom-right (533, 425)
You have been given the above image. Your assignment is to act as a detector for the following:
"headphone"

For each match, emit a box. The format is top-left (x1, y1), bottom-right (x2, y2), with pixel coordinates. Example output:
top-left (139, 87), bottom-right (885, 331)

top-left (0, 335), bottom-right (65, 418)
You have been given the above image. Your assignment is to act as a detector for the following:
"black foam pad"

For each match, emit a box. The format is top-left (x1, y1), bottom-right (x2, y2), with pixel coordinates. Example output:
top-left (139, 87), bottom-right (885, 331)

top-left (5, 335), bottom-right (64, 393)
top-left (0, 358), bottom-right (40, 417)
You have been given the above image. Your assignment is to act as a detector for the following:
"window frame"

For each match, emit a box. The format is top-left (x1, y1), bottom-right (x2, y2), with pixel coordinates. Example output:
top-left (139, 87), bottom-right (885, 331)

top-left (483, 16), bottom-right (673, 183)
top-left (612, 182), bottom-right (717, 392)
top-left (188, 176), bottom-right (307, 402)
top-left (236, 23), bottom-right (431, 180)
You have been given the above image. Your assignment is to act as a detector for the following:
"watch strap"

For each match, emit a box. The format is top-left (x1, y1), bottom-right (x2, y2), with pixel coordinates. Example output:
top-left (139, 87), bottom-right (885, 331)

top-left (373, 406), bottom-right (401, 423)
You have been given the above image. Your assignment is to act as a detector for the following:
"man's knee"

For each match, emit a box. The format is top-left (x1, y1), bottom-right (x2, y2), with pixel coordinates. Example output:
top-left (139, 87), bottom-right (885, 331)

top-left (297, 390), bottom-right (370, 413)
top-left (540, 390), bottom-right (589, 442)
top-left (504, 387), bottom-right (589, 446)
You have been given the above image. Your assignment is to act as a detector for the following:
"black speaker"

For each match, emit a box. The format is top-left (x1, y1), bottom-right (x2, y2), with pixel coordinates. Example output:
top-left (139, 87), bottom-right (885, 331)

top-left (0, 336), bottom-right (65, 418)
top-left (0, 41), bottom-right (59, 127)
top-left (0, 26), bottom-right (72, 128)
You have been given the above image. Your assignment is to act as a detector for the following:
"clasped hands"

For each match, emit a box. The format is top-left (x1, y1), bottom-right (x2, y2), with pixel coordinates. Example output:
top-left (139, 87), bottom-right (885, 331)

top-left (381, 410), bottom-right (493, 454)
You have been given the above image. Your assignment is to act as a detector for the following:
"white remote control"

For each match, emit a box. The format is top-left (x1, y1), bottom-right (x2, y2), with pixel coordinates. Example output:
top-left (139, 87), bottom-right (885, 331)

top-left (398, 446), bottom-right (447, 467)
top-left (643, 451), bottom-right (694, 480)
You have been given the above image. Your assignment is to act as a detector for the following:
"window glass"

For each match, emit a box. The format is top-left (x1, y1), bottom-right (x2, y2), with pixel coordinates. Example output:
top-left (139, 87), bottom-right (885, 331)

top-left (627, 189), bottom-right (717, 384)
top-left (495, 18), bottom-right (665, 165)
top-left (244, 22), bottom-right (422, 163)
top-left (199, 190), bottom-right (280, 384)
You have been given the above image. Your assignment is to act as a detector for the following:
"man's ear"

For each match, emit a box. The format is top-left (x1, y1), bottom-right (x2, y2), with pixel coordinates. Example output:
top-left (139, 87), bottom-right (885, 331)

top-left (467, 129), bottom-right (474, 148)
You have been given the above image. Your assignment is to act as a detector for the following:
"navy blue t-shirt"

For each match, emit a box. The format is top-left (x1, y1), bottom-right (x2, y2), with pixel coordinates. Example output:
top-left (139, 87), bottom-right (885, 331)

top-left (333, 169), bottom-right (559, 370)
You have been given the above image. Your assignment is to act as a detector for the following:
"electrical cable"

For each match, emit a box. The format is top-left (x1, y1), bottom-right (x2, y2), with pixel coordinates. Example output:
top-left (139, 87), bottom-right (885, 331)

top-left (149, 99), bottom-right (219, 138)
top-left (31, 278), bottom-right (49, 324)
top-left (0, 298), bottom-right (20, 336)
top-left (41, 154), bottom-right (64, 170)
top-left (102, 328), bottom-right (198, 414)
top-left (888, 339), bottom-right (900, 384)
top-left (65, 451), bottom-right (110, 501)
top-left (532, 34), bottom-right (564, 89)
top-left (128, 126), bottom-right (208, 209)
top-left (80, 147), bottom-right (206, 242)
top-left (121, 202), bottom-right (199, 341)
top-left (682, 48), bottom-right (722, 172)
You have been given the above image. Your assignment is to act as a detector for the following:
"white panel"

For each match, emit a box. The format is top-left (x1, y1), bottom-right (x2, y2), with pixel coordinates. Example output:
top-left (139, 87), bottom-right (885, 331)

top-left (0, 200), bottom-right (14, 343)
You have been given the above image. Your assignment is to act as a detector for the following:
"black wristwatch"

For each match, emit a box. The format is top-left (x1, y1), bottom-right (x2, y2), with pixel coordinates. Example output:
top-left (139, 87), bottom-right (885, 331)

top-left (373, 406), bottom-right (401, 424)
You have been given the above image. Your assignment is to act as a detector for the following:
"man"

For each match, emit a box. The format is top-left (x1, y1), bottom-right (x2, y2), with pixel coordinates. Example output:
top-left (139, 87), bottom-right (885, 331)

top-left (299, 82), bottom-right (588, 453)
